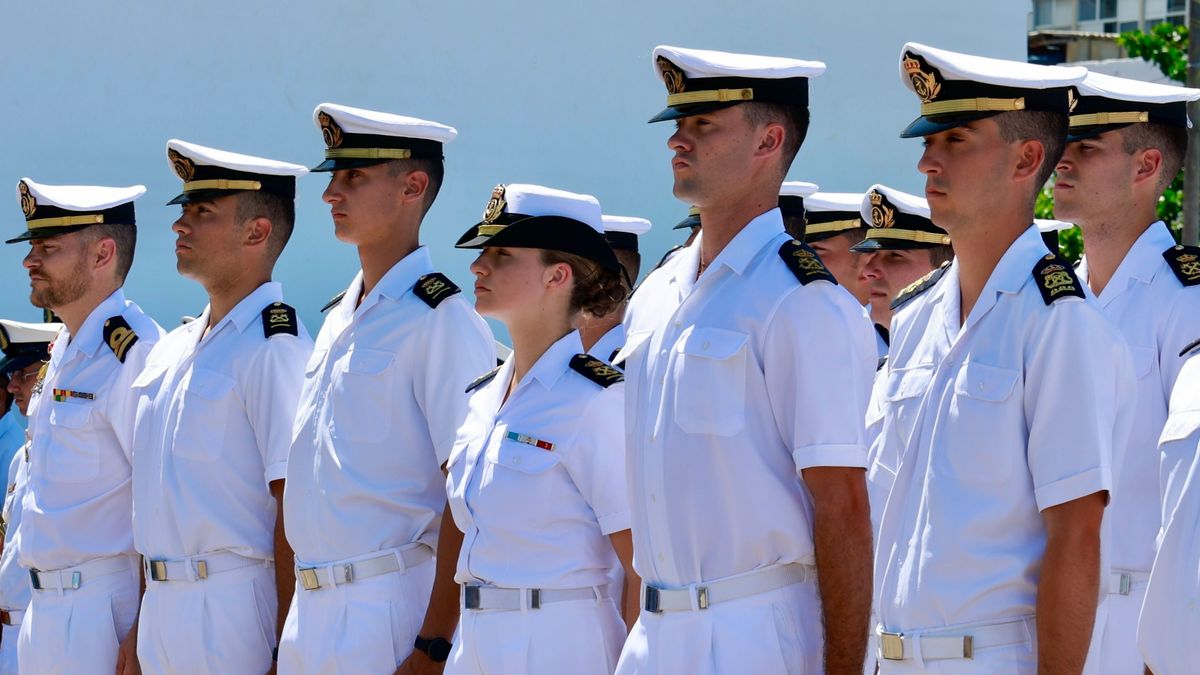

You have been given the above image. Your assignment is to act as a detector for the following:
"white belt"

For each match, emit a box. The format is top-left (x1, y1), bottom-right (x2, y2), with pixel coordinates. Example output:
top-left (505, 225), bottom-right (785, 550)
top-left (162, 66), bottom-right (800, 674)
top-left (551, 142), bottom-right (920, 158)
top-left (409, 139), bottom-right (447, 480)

top-left (30, 555), bottom-right (134, 592)
top-left (144, 551), bottom-right (268, 583)
top-left (0, 609), bottom-right (23, 626)
top-left (1108, 570), bottom-right (1149, 596)
top-left (296, 545), bottom-right (432, 591)
top-left (877, 616), bottom-right (1033, 661)
top-left (642, 563), bottom-right (815, 613)
top-left (461, 584), bottom-right (610, 611)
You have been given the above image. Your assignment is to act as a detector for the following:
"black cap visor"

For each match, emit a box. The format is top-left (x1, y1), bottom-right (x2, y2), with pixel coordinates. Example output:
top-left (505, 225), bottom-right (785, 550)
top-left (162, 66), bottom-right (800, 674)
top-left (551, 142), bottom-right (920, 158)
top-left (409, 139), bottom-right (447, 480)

top-left (456, 216), bottom-right (621, 273)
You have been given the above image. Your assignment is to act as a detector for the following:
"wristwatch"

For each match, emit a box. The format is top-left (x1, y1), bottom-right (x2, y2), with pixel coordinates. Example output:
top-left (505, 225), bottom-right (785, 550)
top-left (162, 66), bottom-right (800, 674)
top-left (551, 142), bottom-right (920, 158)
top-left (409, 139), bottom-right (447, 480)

top-left (414, 635), bottom-right (453, 662)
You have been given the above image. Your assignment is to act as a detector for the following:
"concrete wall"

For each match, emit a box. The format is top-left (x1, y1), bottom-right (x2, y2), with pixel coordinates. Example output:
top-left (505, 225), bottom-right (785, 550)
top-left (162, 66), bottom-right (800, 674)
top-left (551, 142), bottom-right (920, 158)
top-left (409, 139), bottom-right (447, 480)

top-left (0, 1), bottom-right (1027, 334)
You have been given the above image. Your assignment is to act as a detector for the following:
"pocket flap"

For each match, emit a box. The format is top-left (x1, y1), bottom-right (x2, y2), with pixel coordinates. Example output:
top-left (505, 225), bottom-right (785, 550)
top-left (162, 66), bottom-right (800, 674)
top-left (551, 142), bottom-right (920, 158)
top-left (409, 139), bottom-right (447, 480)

top-left (131, 364), bottom-right (168, 389)
top-left (186, 368), bottom-right (236, 400)
top-left (613, 330), bottom-right (652, 366)
top-left (50, 403), bottom-right (92, 429)
top-left (1129, 345), bottom-right (1156, 379)
top-left (954, 361), bottom-right (1020, 402)
top-left (884, 366), bottom-right (934, 402)
top-left (1160, 410), bottom-right (1200, 443)
top-left (491, 439), bottom-right (562, 475)
top-left (346, 348), bottom-right (394, 375)
top-left (678, 327), bottom-right (748, 360)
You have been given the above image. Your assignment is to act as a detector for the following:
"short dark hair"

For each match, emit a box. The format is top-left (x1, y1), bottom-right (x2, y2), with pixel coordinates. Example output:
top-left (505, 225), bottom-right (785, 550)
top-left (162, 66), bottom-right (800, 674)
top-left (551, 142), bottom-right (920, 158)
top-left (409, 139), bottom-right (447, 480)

top-left (993, 110), bottom-right (1068, 199)
top-left (539, 250), bottom-right (628, 318)
top-left (926, 244), bottom-right (954, 268)
top-left (742, 102), bottom-right (810, 176)
top-left (387, 158), bottom-right (445, 214)
top-left (88, 223), bottom-right (137, 283)
top-left (1121, 122), bottom-right (1188, 193)
top-left (235, 191), bottom-right (296, 262)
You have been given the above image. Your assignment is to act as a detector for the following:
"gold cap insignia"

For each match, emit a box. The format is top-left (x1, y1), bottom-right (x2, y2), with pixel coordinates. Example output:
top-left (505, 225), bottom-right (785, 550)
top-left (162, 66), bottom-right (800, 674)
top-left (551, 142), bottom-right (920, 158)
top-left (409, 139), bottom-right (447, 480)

top-left (868, 190), bottom-right (895, 228)
top-left (168, 149), bottom-right (195, 182)
top-left (1068, 88), bottom-right (1079, 114)
top-left (0, 328), bottom-right (8, 351)
top-left (658, 56), bottom-right (686, 96)
top-left (482, 184), bottom-right (506, 224)
top-left (1040, 262), bottom-right (1075, 292)
top-left (903, 52), bottom-right (942, 104)
top-left (18, 181), bottom-right (36, 219)
top-left (318, 111), bottom-right (344, 149)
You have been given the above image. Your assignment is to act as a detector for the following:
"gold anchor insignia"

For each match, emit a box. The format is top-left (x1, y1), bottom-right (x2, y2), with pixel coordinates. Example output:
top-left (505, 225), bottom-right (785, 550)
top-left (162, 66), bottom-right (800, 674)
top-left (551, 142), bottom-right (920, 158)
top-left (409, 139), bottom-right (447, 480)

top-left (903, 53), bottom-right (941, 104)
top-left (868, 190), bottom-right (895, 228)
top-left (585, 359), bottom-right (623, 381)
top-left (0, 329), bottom-right (7, 351)
top-left (1067, 88), bottom-right (1079, 114)
top-left (791, 248), bottom-right (825, 273)
top-left (482, 184), bottom-right (506, 224)
top-left (168, 149), bottom-right (195, 182)
top-left (658, 56), bottom-right (686, 95)
top-left (420, 276), bottom-right (450, 301)
top-left (1040, 263), bottom-right (1076, 294)
top-left (268, 308), bottom-right (291, 324)
top-left (18, 181), bottom-right (36, 219)
top-left (318, 111), bottom-right (344, 149)
top-left (1178, 253), bottom-right (1200, 277)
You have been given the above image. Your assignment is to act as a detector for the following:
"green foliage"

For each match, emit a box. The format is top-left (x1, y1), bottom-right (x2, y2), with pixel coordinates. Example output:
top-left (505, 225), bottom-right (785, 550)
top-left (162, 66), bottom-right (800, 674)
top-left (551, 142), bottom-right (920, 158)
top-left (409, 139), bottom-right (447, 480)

top-left (1038, 24), bottom-right (1189, 261)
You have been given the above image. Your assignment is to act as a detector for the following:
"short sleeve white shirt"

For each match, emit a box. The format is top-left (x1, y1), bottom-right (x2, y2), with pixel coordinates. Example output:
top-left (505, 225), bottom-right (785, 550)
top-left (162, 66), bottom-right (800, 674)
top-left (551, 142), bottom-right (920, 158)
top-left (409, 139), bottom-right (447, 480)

top-left (591, 324), bottom-right (626, 364)
top-left (620, 208), bottom-right (876, 587)
top-left (1076, 221), bottom-right (1200, 572)
top-left (1138, 352), bottom-right (1200, 674)
top-left (284, 248), bottom-right (495, 563)
top-left (132, 282), bottom-right (313, 561)
top-left (875, 225), bottom-right (1134, 631)
top-left (18, 288), bottom-right (163, 571)
top-left (0, 448), bottom-right (30, 611)
top-left (446, 331), bottom-right (629, 590)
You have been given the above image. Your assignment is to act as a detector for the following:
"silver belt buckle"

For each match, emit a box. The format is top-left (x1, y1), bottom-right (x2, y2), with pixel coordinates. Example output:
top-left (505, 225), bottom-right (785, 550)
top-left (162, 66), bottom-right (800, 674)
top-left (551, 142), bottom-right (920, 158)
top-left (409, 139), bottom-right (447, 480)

top-left (643, 586), bottom-right (661, 613)
top-left (463, 585), bottom-right (481, 610)
top-left (879, 631), bottom-right (905, 661)
top-left (1119, 573), bottom-right (1132, 596)
top-left (28, 570), bottom-right (41, 591)
top-left (528, 588), bottom-right (541, 610)
top-left (298, 567), bottom-right (320, 591)
top-left (149, 560), bottom-right (169, 582)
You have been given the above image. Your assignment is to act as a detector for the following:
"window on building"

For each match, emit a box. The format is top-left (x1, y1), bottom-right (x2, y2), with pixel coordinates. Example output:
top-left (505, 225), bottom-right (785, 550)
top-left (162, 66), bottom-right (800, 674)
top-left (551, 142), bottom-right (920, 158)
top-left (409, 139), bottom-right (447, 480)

top-left (1168, 0), bottom-right (1186, 12)
top-left (1033, 0), bottom-right (1054, 26)
top-left (1079, 0), bottom-right (1098, 21)
top-left (1105, 19), bottom-right (1141, 33)
top-left (1100, 0), bottom-right (1118, 18)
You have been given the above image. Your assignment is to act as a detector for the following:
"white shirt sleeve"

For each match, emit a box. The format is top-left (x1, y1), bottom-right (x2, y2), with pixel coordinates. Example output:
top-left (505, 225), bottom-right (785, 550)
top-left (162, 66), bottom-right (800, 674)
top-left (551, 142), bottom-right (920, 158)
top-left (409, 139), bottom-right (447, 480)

top-left (242, 334), bottom-right (314, 486)
top-left (1024, 301), bottom-right (1131, 511)
top-left (559, 384), bottom-right (630, 535)
top-left (106, 337), bottom-right (155, 465)
top-left (763, 287), bottom-right (875, 471)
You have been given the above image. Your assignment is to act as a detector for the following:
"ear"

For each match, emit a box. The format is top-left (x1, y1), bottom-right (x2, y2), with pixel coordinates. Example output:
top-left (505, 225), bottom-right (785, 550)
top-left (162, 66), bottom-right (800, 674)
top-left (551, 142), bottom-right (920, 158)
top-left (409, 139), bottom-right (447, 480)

top-left (1012, 138), bottom-right (1047, 185)
top-left (400, 170), bottom-right (431, 208)
top-left (242, 216), bottom-right (273, 249)
top-left (1133, 147), bottom-right (1165, 189)
top-left (754, 122), bottom-right (786, 161)
top-left (91, 235), bottom-right (118, 274)
top-left (542, 260), bottom-right (573, 293)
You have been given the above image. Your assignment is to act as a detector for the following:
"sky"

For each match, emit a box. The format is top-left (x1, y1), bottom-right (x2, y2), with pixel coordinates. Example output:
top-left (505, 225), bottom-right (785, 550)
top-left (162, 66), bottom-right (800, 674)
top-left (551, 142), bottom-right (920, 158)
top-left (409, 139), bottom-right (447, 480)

top-left (0, 1), bottom-right (1026, 337)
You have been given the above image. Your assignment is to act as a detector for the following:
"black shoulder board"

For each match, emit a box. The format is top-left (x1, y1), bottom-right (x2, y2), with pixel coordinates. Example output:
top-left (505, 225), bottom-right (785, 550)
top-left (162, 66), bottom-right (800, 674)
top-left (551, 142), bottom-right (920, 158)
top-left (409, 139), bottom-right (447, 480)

top-left (413, 273), bottom-right (461, 308)
top-left (778, 239), bottom-right (837, 286)
top-left (465, 366), bottom-right (502, 393)
top-left (569, 354), bottom-right (624, 388)
top-left (320, 290), bottom-right (346, 313)
top-left (1163, 244), bottom-right (1200, 287)
top-left (608, 347), bottom-right (622, 363)
top-left (653, 244), bottom-right (685, 271)
top-left (890, 262), bottom-right (949, 311)
top-left (1180, 336), bottom-right (1200, 358)
top-left (874, 323), bottom-right (890, 347)
top-left (261, 302), bottom-right (299, 338)
top-left (877, 355), bottom-right (888, 372)
top-left (102, 316), bottom-right (138, 364)
top-left (1033, 252), bottom-right (1086, 305)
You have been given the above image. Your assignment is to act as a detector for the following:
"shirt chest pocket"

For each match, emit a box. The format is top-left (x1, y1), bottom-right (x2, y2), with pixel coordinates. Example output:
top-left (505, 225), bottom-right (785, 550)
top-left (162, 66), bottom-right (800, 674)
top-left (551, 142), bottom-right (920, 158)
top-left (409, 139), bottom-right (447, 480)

top-left (173, 368), bottom-right (238, 462)
top-left (1128, 345), bottom-right (1156, 380)
top-left (46, 403), bottom-right (99, 483)
top-left (879, 365), bottom-right (934, 467)
top-left (948, 361), bottom-right (1022, 479)
top-left (488, 439), bottom-right (563, 476)
top-left (332, 348), bottom-right (396, 444)
top-left (673, 328), bottom-right (749, 437)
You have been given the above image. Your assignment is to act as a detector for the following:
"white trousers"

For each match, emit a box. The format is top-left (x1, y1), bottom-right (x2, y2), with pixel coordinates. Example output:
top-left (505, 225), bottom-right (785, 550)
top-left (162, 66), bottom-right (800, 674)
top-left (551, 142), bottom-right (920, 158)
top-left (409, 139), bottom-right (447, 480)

top-left (1084, 581), bottom-right (1148, 675)
top-left (17, 557), bottom-right (140, 675)
top-left (137, 562), bottom-right (277, 674)
top-left (446, 596), bottom-right (626, 675)
top-left (0, 619), bottom-right (21, 674)
top-left (278, 557), bottom-right (433, 675)
top-left (615, 579), bottom-right (822, 675)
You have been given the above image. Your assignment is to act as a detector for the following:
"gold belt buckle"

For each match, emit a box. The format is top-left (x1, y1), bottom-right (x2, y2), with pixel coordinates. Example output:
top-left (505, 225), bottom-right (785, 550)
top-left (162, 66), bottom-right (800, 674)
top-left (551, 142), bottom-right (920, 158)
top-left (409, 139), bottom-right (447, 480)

top-left (880, 631), bottom-right (905, 660)
top-left (149, 560), bottom-right (169, 582)
top-left (298, 567), bottom-right (320, 591)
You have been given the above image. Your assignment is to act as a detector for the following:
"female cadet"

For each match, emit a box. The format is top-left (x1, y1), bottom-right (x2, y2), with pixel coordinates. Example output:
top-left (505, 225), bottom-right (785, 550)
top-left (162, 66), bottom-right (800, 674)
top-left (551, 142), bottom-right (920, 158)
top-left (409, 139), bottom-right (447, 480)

top-left (409, 183), bottom-right (638, 675)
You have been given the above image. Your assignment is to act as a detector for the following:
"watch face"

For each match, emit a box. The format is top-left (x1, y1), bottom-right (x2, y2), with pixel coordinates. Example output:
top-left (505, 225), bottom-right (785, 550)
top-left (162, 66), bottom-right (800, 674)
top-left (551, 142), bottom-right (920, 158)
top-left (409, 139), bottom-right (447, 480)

top-left (429, 638), bottom-right (452, 662)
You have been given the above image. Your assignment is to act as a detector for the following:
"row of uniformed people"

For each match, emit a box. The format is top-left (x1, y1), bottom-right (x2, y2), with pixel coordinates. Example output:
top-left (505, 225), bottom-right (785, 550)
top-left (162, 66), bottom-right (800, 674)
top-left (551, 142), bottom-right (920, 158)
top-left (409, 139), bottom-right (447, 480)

top-left (3, 39), bottom-right (1200, 675)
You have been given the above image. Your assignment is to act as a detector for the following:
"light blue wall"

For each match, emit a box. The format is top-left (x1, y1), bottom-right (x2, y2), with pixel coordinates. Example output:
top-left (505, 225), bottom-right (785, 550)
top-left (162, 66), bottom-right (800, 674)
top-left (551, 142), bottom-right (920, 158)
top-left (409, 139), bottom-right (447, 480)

top-left (0, 1), bottom-right (1027, 336)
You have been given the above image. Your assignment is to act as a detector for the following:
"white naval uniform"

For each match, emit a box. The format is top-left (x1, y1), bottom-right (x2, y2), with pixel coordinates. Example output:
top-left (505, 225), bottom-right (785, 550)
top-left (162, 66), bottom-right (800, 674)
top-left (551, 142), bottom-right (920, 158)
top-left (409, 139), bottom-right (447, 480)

top-left (591, 324), bottom-right (626, 364)
top-left (0, 413), bottom-right (26, 483)
top-left (0, 447), bottom-right (30, 674)
top-left (444, 331), bottom-right (630, 675)
top-left (16, 289), bottom-right (162, 675)
top-left (613, 209), bottom-right (876, 675)
top-left (131, 283), bottom-right (313, 674)
top-left (873, 225), bottom-right (1133, 673)
top-left (1074, 223), bottom-right (1200, 674)
top-left (1137, 349), bottom-right (1200, 674)
top-left (280, 248), bottom-right (494, 674)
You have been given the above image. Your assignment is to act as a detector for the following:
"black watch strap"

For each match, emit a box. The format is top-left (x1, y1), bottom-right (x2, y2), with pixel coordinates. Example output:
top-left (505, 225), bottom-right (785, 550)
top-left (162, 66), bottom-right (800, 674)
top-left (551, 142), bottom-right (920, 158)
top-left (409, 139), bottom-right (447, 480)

top-left (414, 635), bottom-right (453, 663)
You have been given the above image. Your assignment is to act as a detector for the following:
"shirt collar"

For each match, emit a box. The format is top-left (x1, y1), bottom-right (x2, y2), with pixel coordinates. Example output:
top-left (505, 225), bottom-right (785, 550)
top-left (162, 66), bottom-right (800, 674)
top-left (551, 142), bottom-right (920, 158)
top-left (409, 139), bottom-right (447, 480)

top-left (960, 224), bottom-right (1049, 331)
top-left (201, 282), bottom-right (284, 340)
top-left (62, 288), bottom-right (128, 360)
top-left (670, 207), bottom-right (784, 287)
top-left (524, 330), bottom-right (585, 391)
top-left (1108, 220), bottom-right (1174, 287)
top-left (340, 247), bottom-right (436, 318)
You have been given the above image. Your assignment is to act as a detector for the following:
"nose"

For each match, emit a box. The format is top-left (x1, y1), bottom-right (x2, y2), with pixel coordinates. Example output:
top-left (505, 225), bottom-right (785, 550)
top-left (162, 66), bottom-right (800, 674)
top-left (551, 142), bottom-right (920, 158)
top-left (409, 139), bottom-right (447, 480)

top-left (5, 377), bottom-right (18, 395)
top-left (469, 252), bottom-right (489, 277)
top-left (22, 247), bottom-right (37, 270)
top-left (1055, 147), bottom-right (1076, 174)
top-left (667, 125), bottom-right (690, 153)
top-left (917, 145), bottom-right (940, 176)
top-left (171, 216), bottom-right (188, 237)
top-left (322, 177), bottom-right (341, 205)
top-left (861, 254), bottom-right (883, 280)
